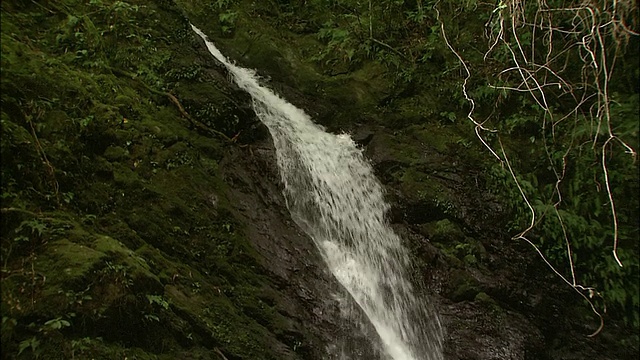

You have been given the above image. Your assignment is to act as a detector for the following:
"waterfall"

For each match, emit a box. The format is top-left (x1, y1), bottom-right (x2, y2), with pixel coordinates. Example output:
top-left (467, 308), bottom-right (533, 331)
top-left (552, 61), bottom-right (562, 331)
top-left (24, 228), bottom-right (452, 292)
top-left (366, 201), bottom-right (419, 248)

top-left (192, 25), bottom-right (444, 360)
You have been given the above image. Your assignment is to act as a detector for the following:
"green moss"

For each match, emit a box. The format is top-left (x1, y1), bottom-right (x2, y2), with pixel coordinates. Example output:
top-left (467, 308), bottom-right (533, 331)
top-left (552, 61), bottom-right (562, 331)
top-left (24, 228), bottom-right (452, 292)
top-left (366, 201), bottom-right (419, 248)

top-left (410, 125), bottom-right (453, 154)
top-left (400, 169), bottom-right (433, 195)
top-left (37, 239), bottom-right (106, 288)
top-left (428, 222), bottom-right (488, 269)
top-left (381, 133), bottom-right (425, 166)
top-left (103, 146), bottom-right (129, 162)
top-left (474, 292), bottom-right (504, 316)
top-left (432, 219), bottom-right (464, 242)
top-left (474, 291), bottom-right (496, 306)
top-left (449, 270), bottom-right (481, 302)
top-left (113, 165), bottom-right (141, 188)
top-left (462, 253), bottom-right (478, 266)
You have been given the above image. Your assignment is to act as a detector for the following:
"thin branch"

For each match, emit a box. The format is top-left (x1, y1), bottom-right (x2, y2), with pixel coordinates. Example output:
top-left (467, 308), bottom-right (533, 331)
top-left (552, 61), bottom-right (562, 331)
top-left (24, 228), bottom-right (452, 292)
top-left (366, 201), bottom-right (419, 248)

top-left (214, 348), bottom-right (230, 360)
top-left (369, 38), bottom-right (410, 61)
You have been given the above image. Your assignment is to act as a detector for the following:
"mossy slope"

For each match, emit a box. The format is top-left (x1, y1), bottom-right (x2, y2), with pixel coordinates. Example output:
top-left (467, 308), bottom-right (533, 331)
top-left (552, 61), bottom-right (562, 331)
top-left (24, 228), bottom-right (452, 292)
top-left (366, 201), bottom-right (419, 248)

top-left (1, 1), bottom-right (314, 359)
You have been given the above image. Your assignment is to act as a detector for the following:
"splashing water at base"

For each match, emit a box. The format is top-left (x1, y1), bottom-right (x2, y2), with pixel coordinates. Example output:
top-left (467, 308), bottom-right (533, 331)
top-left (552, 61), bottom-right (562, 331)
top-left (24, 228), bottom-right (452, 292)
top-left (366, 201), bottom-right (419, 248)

top-left (192, 25), bottom-right (444, 360)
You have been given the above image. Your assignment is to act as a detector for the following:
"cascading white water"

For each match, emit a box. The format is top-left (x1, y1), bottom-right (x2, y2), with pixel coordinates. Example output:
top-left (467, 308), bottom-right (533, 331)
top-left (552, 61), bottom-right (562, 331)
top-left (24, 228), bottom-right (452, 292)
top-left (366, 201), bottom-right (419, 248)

top-left (192, 25), bottom-right (444, 360)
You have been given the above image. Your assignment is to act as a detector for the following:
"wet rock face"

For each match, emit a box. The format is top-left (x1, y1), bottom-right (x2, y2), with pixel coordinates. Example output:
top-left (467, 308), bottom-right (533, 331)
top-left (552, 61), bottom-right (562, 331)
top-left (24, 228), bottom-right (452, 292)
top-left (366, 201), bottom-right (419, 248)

top-left (221, 130), bottom-right (381, 360)
top-left (225, 94), bottom-right (554, 359)
top-left (351, 125), bottom-right (375, 147)
top-left (440, 301), bottom-right (546, 360)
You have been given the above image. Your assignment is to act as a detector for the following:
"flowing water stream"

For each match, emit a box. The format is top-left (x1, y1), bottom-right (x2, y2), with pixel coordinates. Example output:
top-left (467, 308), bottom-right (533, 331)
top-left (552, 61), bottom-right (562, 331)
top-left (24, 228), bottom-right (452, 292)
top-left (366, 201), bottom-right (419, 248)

top-left (192, 25), bottom-right (444, 360)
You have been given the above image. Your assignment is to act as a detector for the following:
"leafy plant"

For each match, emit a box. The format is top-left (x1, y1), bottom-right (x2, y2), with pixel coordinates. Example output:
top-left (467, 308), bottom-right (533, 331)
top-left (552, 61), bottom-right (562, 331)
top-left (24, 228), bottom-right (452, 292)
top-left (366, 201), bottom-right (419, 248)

top-left (18, 337), bottom-right (41, 357)
top-left (219, 10), bottom-right (238, 34)
top-left (146, 294), bottom-right (170, 310)
top-left (15, 219), bottom-right (47, 239)
top-left (144, 314), bottom-right (160, 322)
top-left (43, 317), bottom-right (71, 331)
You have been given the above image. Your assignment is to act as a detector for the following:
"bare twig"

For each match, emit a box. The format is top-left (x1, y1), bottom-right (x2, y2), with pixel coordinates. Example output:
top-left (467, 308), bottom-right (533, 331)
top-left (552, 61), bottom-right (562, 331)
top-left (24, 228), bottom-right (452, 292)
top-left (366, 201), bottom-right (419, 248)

top-left (23, 107), bottom-right (60, 206)
top-left (214, 348), bottom-right (230, 360)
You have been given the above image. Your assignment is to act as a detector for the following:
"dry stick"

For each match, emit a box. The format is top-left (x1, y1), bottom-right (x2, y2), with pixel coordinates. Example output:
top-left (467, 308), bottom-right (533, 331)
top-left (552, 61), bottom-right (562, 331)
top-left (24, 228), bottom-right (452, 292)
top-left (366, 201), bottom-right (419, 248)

top-left (490, 82), bottom-right (562, 92)
top-left (499, 139), bottom-right (536, 240)
top-left (458, 0), bottom-right (636, 281)
top-left (369, 38), bottom-right (410, 61)
top-left (1, 207), bottom-right (43, 217)
top-left (484, 7), bottom-right (504, 60)
top-left (594, 21), bottom-right (626, 266)
top-left (159, 91), bottom-right (235, 142)
top-left (25, 112), bottom-right (60, 205)
top-left (364, 1), bottom-right (409, 62)
top-left (505, 15), bottom-right (550, 111)
top-left (518, 0), bottom-right (638, 330)
top-left (2, 245), bottom-right (12, 273)
top-left (164, 93), bottom-right (234, 142)
top-left (530, 63), bottom-right (573, 90)
top-left (531, 4), bottom-right (540, 65)
top-left (510, 1), bottom-right (529, 64)
top-left (510, 0), bottom-right (600, 288)
top-left (541, 111), bottom-right (579, 286)
top-left (214, 348), bottom-right (229, 360)
top-left (368, 0), bottom-right (373, 39)
top-left (509, 0), bottom-right (588, 283)
top-left (444, 4), bottom-right (582, 304)
top-left (583, 7), bottom-right (604, 151)
top-left (601, 138), bottom-right (622, 265)
top-left (551, 93), bottom-right (597, 141)
top-left (554, 186), bottom-right (577, 287)
top-left (492, 11), bottom-right (545, 111)
top-left (30, 0), bottom-right (55, 14)
top-left (593, 4), bottom-right (638, 267)
top-left (30, 253), bottom-right (37, 308)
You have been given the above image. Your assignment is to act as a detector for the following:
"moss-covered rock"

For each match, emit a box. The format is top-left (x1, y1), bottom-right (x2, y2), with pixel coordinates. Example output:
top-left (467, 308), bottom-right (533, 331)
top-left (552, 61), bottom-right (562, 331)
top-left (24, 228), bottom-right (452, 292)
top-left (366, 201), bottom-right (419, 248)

top-left (448, 270), bottom-right (482, 302)
top-left (428, 219), bottom-right (465, 242)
